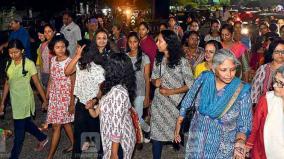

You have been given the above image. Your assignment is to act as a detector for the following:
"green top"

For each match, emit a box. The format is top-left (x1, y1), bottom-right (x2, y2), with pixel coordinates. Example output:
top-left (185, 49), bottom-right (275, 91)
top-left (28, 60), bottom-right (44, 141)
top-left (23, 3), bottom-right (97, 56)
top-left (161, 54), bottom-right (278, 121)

top-left (7, 58), bottom-right (37, 119)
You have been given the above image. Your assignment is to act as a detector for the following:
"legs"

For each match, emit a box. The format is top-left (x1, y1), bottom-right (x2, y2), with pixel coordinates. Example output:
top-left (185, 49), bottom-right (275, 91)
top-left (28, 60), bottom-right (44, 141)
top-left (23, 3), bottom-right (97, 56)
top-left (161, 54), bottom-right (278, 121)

top-left (10, 119), bottom-right (26, 159)
top-left (152, 140), bottom-right (163, 159)
top-left (72, 101), bottom-right (87, 159)
top-left (47, 124), bottom-right (62, 159)
top-left (134, 96), bottom-right (150, 132)
top-left (25, 117), bottom-right (47, 142)
top-left (62, 123), bottom-right (74, 152)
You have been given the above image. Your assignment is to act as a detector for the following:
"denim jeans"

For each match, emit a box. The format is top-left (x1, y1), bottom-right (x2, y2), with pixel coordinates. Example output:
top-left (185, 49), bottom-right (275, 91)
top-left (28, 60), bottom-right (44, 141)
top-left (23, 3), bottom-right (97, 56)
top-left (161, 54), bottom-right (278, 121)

top-left (134, 96), bottom-right (150, 132)
top-left (152, 140), bottom-right (163, 159)
top-left (10, 117), bottom-right (47, 159)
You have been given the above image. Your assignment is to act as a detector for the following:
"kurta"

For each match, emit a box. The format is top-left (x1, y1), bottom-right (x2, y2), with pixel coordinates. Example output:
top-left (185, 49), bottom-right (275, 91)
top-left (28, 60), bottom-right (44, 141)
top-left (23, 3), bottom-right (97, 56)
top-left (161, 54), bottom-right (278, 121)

top-left (179, 73), bottom-right (252, 158)
top-left (99, 85), bottom-right (136, 159)
top-left (150, 57), bottom-right (194, 141)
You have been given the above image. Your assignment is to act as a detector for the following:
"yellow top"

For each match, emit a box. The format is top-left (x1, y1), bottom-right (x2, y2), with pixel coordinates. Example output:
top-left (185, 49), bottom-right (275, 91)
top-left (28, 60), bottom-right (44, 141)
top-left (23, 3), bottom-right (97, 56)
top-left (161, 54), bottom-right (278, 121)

top-left (194, 62), bottom-right (209, 78)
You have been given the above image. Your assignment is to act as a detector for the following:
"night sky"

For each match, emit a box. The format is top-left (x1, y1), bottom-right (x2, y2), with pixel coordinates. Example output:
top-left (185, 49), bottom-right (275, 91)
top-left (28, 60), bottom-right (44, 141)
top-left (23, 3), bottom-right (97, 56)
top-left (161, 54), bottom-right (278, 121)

top-left (0, 0), bottom-right (75, 12)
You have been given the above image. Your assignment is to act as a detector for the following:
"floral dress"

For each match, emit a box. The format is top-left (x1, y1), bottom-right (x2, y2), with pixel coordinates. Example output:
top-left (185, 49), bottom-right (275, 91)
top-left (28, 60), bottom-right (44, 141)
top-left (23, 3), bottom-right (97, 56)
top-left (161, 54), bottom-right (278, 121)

top-left (46, 57), bottom-right (74, 124)
top-left (99, 85), bottom-right (136, 159)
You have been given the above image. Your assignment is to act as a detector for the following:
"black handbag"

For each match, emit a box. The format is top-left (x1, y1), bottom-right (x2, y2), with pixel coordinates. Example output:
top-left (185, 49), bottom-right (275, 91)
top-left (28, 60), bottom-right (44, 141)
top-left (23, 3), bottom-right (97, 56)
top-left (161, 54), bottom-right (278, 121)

top-left (178, 83), bottom-right (203, 134)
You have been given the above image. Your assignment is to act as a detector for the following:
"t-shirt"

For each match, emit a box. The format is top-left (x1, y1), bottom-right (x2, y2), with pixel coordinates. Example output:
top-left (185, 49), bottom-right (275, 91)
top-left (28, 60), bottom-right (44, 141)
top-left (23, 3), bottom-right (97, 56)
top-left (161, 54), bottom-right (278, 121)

top-left (127, 52), bottom-right (150, 96)
top-left (9, 27), bottom-right (32, 59)
top-left (74, 62), bottom-right (105, 105)
top-left (7, 58), bottom-right (37, 119)
top-left (60, 22), bottom-right (82, 57)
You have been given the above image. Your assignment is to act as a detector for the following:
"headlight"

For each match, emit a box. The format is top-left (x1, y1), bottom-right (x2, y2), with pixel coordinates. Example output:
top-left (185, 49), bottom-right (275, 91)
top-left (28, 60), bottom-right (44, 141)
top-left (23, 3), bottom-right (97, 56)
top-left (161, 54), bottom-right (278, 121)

top-left (241, 28), bottom-right (249, 35)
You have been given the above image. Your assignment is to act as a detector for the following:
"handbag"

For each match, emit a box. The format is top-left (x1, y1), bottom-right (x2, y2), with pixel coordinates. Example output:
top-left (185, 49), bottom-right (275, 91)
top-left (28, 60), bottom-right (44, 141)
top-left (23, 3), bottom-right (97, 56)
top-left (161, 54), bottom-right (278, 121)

top-left (178, 83), bottom-right (203, 133)
top-left (129, 107), bottom-right (144, 144)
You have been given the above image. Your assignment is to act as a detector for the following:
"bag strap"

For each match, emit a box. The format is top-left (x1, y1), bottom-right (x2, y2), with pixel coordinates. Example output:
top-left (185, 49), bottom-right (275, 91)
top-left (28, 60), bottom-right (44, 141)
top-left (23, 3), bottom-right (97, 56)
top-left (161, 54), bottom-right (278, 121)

top-left (218, 83), bottom-right (244, 119)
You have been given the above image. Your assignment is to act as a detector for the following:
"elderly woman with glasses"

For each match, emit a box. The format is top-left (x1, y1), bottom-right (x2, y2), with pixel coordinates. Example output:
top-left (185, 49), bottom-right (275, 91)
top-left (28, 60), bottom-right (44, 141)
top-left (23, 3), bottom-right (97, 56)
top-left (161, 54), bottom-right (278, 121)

top-left (174, 49), bottom-right (252, 158)
top-left (246, 65), bottom-right (284, 159)
top-left (251, 40), bottom-right (284, 106)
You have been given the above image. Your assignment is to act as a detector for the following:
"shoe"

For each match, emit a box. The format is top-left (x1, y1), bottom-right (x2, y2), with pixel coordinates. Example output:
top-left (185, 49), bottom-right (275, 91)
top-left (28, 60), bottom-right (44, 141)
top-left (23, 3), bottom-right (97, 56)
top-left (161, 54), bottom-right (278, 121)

top-left (62, 146), bottom-right (73, 154)
top-left (81, 141), bottom-right (90, 151)
top-left (34, 138), bottom-right (48, 151)
top-left (144, 138), bottom-right (151, 143)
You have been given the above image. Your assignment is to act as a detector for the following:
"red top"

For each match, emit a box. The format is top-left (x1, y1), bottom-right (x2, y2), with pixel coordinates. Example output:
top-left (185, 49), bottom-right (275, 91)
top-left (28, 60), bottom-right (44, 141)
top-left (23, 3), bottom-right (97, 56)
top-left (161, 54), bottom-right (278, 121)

top-left (246, 95), bottom-right (267, 159)
top-left (140, 35), bottom-right (157, 71)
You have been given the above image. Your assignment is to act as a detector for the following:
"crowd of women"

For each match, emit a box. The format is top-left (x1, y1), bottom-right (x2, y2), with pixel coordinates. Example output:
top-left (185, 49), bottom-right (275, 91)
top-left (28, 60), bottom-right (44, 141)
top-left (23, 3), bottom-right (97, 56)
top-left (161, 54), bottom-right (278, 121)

top-left (0, 12), bottom-right (284, 159)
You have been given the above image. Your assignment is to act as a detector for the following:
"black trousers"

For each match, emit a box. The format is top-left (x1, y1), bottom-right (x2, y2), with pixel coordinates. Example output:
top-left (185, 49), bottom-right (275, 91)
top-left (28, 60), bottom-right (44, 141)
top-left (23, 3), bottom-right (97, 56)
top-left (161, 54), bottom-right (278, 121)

top-left (71, 101), bottom-right (102, 159)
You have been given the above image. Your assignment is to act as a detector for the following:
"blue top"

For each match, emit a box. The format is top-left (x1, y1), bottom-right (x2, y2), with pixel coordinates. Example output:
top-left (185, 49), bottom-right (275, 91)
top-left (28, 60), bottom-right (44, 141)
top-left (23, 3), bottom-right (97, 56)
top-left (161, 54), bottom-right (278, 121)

top-left (180, 72), bottom-right (252, 158)
top-left (9, 27), bottom-right (32, 59)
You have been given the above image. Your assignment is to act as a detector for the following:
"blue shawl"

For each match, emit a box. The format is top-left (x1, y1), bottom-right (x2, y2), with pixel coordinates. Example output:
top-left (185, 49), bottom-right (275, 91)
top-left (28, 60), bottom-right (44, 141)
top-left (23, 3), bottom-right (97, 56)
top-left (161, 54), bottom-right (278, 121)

top-left (199, 72), bottom-right (242, 119)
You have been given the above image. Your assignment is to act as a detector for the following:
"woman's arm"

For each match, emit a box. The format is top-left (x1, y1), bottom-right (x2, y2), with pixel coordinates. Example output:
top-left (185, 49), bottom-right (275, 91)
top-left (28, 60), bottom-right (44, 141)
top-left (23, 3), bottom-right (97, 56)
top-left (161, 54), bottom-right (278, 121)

top-left (32, 74), bottom-right (48, 104)
top-left (144, 63), bottom-right (151, 107)
top-left (64, 45), bottom-right (85, 76)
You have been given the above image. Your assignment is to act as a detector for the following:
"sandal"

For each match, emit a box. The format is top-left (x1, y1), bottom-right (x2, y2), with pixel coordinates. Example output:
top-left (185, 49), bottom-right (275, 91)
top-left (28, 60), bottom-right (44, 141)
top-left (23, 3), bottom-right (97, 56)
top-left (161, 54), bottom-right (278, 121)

top-left (62, 146), bottom-right (73, 154)
top-left (38, 123), bottom-right (48, 132)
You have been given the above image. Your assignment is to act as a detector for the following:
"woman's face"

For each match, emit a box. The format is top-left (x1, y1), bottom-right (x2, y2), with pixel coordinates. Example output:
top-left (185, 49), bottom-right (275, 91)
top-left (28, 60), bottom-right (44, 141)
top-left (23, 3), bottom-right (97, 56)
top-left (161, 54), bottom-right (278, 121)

top-left (273, 72), bottom-right (284, 97)
top-left (138, 25), bottom-right (149, 39)
top-left (96, 32), bottom-right (108, 48)
top-left (168, 18), bottom-right (176, 27)
top-left (211, 22), bottom-right (220, 33)
top-left (214, 59), bottom-right (237, 84)
top-left (190, 22), bottom-right (199, 32)
top-left (44, 26), bottom-right (55, 41)
top-left (54, 41), bottom-right (67, 57)
top-left (156, 34), bottom-right (168, 53)
top-left (187, 34), bottom-right (199, 49)
top-left (128, 36), bottom-right (139, 51)
top-left (221, 28), bottom-right (233, 42)
top-left (8, 48), bottom-right (23, 61)
top-left (204, 44), bottom-right (216, 62)
top-left (272, 44), bottom-right (284, 64)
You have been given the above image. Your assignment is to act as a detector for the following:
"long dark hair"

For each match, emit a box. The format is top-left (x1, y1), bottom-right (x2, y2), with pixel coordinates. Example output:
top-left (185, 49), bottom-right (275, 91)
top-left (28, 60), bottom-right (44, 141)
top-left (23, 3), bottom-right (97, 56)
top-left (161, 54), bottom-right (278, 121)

top-left (205, 40), bottom-right (223, 51)
top-left (48, 33), bottom-right (70, 56)
top-left (77, 39), bottom-right (96, 70)
top-left (265, 39), bottom-right (284, 64)
top-left (156, 30), bottom-right (183, 69)
top-left (94, 29), bottom-right (112, 54)
top-left (127, 32), bottom-right (143, 71)
top-left (6, 39), bottom-right (28, 79)
top-left (102, 53), bottom-right (136, 105)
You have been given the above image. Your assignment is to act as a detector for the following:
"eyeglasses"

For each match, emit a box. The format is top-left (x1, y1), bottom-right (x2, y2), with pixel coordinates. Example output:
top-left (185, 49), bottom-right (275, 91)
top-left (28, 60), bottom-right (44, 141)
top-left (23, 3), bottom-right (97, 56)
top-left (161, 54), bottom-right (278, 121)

top-left (273, 50), bottom-right (284, 55)
top-left (273, 78), bottom-right (284, 88)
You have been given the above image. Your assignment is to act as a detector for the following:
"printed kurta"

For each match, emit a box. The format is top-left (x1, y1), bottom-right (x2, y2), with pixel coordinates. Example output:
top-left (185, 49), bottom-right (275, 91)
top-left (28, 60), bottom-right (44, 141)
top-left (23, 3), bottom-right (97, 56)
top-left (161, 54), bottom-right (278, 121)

top-left (99, 85), bottom-right (136, 159)
top-left (251, 63), bottom-right (273, 104)
top-left (150, 57), bottom-right (194, 141)
top-left (47, 57), bottom-right (74, 124)
top-left (180, 73), bottom-right (252, 158)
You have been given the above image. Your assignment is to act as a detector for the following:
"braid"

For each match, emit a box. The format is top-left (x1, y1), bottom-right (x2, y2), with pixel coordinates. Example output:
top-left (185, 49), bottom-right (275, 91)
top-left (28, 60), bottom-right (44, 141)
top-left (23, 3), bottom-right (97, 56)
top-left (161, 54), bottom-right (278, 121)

top-left (4, 59), bottom-right (12, 80)
top-left (22, 56), bottom-right (28, 77)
